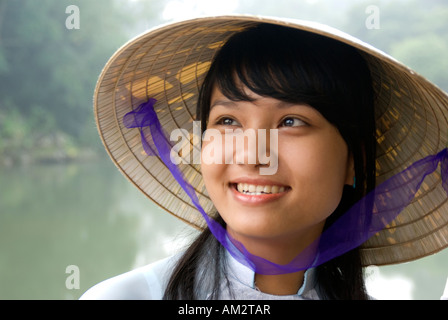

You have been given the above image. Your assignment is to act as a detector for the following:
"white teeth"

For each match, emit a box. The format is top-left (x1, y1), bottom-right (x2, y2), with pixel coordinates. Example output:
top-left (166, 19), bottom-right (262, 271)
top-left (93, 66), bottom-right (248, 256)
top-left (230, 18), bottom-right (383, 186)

top-left (236, 183), bottom-right (287, 195)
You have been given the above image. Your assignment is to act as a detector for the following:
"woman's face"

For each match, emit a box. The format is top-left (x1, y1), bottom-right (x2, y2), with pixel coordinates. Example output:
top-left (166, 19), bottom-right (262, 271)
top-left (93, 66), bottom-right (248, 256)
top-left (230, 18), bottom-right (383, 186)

top-left (201, 85), bottom-right (354, 251)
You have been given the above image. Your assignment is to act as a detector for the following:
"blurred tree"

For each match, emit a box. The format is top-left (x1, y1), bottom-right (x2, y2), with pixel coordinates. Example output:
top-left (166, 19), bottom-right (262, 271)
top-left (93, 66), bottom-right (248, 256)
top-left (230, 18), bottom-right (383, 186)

top-left (0, 0), bottom-right (165, 162)
top-left (344, 0), bottom-right (448, 91)
top-left (0, 0), bottom-right (129, 138)
top-left (391, 34), bottom-right (448, 91)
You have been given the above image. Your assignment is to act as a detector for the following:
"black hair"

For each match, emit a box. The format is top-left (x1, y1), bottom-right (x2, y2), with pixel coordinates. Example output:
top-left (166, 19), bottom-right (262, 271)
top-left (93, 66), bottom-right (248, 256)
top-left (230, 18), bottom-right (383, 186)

top-left (164, 23), bottom-right (376, 300)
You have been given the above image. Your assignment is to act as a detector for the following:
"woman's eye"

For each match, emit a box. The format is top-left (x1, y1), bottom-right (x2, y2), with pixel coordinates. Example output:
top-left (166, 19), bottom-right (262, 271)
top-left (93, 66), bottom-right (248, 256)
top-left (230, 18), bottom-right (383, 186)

top-left (217, 117), bottom-right (239, 126)
top-left (281, 117), bottom-right (307, 127)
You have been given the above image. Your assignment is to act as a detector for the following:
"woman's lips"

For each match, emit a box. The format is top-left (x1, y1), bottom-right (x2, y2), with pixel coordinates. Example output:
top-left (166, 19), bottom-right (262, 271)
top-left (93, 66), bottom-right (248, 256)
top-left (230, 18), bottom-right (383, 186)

top-left (230, 182), bottom-right (290, 205)
top-left (235, 182), bottom-right (286, 194)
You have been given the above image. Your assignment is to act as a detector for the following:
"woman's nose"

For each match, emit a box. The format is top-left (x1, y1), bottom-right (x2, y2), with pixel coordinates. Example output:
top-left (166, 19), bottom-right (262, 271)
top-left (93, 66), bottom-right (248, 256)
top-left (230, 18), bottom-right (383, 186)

top-left (228, 128), bottom-right (278, 175)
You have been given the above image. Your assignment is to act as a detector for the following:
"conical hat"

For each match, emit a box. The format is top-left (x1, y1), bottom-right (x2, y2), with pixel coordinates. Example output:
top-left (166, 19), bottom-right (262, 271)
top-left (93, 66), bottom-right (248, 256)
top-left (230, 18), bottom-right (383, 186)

top-left (94, 15), bottom-right (448, 266)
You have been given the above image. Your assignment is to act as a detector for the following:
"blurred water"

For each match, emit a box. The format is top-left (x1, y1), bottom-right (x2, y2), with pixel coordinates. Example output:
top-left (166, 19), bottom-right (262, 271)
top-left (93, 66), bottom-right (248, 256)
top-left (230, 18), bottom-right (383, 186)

top-left (0, 160), bottom-right (446, 299)
top-left (0, 160), bottom-right (194, 299)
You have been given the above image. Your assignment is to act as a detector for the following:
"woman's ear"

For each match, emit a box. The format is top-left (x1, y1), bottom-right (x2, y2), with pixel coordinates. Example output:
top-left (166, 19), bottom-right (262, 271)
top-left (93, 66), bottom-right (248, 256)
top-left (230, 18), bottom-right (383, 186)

top-left (345, 152), bottom-right (355, 187)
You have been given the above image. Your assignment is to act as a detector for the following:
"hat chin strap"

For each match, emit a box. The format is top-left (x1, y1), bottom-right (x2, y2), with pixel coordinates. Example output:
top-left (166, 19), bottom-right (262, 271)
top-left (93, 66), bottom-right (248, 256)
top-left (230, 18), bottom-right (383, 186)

top-left (125, 99), bottom-right (448, 275)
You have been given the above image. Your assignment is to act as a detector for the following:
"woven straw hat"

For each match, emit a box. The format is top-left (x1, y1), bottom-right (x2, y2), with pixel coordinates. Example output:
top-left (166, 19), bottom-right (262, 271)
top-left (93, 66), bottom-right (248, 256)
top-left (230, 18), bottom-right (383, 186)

top-left (94, 15), bottom-right (448, 267)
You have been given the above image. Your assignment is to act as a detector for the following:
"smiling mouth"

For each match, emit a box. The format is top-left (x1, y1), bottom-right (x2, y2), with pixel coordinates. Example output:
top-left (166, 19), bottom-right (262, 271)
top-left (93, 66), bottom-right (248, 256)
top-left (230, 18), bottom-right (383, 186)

top-left (232, 183), bottom-right (289, 195)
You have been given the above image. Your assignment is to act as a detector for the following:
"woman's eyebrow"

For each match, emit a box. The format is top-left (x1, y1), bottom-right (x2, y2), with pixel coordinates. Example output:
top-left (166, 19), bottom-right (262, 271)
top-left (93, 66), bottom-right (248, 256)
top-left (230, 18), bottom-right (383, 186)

top-left (277, 101), bottom-right (316, 111)
top-left (210, 100), bottom-right (239, 110)
top-left (276, 101), bottom-right (314, 109)
top-left (276, 101), bottom-right (296, 108)
top-left (210, 99), bottom-right (314, 114)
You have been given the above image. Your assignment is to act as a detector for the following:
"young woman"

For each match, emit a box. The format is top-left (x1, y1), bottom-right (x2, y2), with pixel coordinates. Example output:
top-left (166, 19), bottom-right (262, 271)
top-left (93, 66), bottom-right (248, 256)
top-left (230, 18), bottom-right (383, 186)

top-left (81, 16), bottom-right (448, 300)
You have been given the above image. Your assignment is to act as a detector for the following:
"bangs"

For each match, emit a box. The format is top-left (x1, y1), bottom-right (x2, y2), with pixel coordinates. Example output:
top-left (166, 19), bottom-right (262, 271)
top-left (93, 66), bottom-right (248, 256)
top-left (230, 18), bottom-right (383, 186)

top-left (211, 24), bottom-right (355, 110)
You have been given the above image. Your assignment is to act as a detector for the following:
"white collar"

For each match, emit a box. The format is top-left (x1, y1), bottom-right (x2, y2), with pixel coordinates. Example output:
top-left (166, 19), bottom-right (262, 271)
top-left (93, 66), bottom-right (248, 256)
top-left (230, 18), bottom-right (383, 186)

top-left (224, 249), bottom-right (317, 298)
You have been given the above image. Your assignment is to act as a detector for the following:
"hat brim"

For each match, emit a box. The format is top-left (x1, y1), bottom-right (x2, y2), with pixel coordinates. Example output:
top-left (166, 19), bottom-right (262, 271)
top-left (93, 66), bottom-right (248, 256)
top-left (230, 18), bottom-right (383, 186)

top-left (94, 15), bottom-right (448, 266)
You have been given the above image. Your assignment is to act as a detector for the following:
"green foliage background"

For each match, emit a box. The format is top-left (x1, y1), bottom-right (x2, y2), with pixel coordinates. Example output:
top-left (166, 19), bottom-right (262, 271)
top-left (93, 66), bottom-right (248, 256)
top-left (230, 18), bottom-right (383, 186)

top-left (0, 0), bottom-right (166, 164)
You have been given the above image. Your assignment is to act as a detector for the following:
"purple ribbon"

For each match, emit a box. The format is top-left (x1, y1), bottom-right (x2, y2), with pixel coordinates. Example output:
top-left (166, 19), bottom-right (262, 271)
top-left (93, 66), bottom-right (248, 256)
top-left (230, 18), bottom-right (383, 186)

top-left (124, 99), bottom-right (448, 275)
